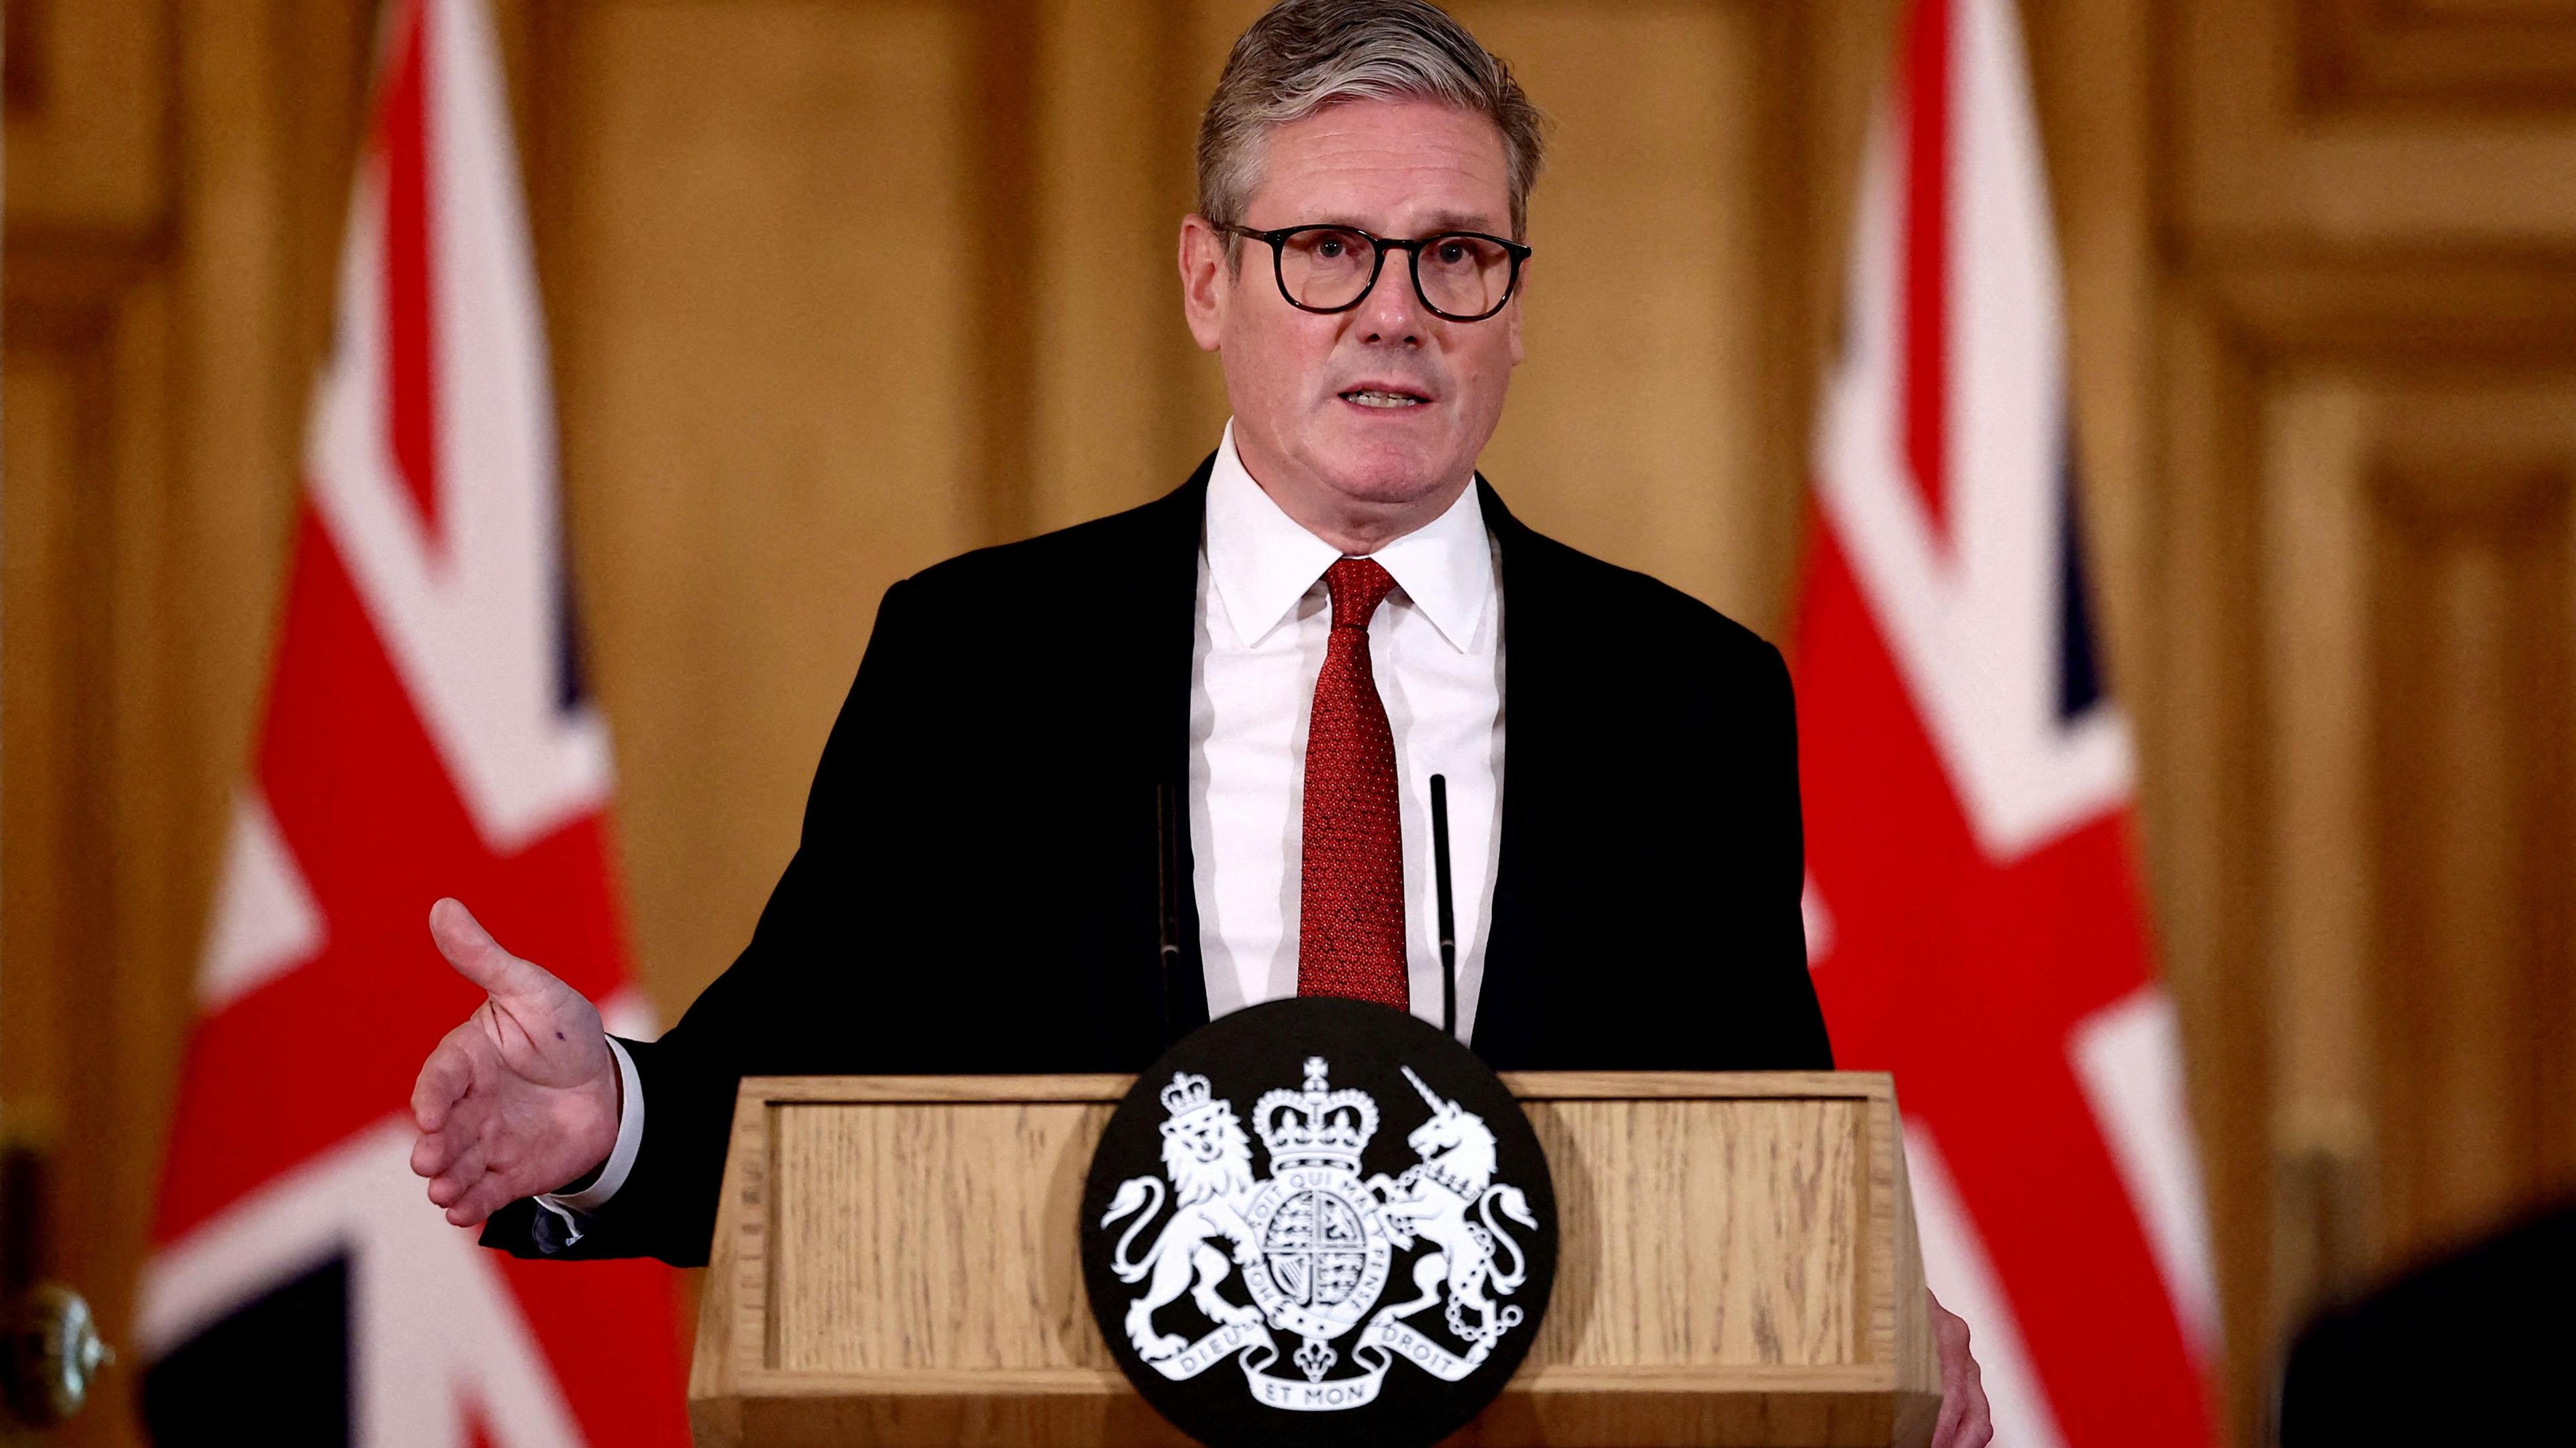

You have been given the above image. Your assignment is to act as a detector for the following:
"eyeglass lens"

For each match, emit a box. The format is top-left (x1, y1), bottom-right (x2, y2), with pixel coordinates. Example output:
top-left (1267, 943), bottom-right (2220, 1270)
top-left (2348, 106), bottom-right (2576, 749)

top-left (1277, 227), bottom-right (1515, 319)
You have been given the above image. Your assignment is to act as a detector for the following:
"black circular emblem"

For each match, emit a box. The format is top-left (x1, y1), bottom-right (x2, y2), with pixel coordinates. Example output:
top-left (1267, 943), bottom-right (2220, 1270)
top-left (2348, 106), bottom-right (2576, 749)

top-left (1081, 997), bottom-right (1556, 1448)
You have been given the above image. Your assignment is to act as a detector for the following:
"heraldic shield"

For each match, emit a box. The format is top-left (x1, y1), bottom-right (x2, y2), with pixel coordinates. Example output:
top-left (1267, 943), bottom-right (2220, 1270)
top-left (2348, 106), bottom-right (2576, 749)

top-left (1081, 997), bottom-right (1557, 1448)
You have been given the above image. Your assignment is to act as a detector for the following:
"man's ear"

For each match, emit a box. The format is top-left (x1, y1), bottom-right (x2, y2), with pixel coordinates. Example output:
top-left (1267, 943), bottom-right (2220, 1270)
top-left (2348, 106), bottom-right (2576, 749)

top-left (1179, 213), bottom-right (1231, 353)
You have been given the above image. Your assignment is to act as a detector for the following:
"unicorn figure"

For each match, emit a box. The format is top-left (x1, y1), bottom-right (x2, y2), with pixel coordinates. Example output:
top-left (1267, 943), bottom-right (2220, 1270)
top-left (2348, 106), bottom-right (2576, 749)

top-left (1365, 1066), bottom-right (1538, 1347)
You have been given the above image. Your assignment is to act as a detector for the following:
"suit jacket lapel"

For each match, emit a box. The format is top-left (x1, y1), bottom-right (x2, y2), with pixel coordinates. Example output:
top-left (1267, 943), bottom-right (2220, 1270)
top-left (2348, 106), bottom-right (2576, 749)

top-left (1470, 478), bottom-right (1560, 1066)
top-left (1144, 461), bottom-right (1215, 1047)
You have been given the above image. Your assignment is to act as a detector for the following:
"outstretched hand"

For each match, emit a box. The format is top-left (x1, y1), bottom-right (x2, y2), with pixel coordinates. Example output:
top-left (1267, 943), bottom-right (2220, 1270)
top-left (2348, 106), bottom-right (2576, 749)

top-left (408, 898), bottom-right (622, 1227)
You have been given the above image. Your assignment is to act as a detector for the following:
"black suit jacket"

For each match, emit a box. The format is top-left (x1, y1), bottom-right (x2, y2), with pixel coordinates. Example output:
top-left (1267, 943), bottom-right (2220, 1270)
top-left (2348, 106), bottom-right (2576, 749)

top-left (486, 462), bottom-right (1831, 1264)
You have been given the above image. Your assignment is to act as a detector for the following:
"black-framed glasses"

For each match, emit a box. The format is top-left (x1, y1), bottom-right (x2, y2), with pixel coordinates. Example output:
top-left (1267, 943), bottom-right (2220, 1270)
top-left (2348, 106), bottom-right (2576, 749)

top-left (1223, 223), bottom-right (1531, 323)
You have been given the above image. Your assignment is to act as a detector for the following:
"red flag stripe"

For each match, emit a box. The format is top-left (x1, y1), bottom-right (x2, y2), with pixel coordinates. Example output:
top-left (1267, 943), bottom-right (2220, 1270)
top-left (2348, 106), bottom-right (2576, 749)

top-left (1900, 0), bottom-right (1954, 536)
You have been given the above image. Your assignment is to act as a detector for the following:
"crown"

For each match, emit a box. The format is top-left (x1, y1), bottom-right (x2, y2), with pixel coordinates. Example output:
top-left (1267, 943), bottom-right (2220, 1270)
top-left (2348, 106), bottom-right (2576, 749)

top-left (1161, 1072), bottom-right (1212, 1115)
top-left (1252, 1057), bottom-right (1379, 1173)
top-left (1157, 1071), bottom-right (1237, 1139)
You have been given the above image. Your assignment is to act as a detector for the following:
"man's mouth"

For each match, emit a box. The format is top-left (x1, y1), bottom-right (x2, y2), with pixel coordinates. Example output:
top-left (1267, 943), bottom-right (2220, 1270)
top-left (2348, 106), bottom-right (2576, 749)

top-left (1339, 386), bottom-right (1430, 409)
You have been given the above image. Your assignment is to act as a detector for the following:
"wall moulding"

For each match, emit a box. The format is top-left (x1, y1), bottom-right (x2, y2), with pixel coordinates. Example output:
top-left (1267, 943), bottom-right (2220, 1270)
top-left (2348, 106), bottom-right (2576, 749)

top-left (2364, 437), bottom-right (2576, 1264)
top-left (2298, 0), bottom-right (2576, 115)
top-left (2183, 254), bottom-right (2576, 365)
top-left (2178, 0), bottom-right (2576, 245)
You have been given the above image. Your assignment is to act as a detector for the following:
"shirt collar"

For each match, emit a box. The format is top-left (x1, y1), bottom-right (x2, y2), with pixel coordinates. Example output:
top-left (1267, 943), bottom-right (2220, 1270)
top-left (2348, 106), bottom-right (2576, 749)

top-left (1205, 420), bottom-right (1495, 652)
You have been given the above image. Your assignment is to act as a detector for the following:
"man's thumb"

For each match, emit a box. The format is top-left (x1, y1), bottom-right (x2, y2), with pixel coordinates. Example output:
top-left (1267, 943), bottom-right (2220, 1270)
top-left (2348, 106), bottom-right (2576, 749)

top-left (429, 897), bottom-right (543, 999)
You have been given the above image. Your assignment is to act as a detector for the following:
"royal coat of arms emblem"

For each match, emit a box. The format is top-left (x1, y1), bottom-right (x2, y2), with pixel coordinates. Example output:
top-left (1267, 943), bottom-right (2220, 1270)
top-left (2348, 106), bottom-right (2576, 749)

top-left (1097, 1055), bottom-right (1541, 1413)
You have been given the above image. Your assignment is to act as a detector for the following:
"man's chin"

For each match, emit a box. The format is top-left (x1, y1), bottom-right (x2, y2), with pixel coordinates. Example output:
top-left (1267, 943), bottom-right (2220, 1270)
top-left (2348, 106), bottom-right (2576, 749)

top-left (1304, 441), bottom-right (1468, 511)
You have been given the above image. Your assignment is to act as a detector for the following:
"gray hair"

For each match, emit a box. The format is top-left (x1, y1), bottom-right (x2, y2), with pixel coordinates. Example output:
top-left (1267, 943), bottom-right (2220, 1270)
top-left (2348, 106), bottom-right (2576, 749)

top-left (1197, 0), bottom-right (1547, 245)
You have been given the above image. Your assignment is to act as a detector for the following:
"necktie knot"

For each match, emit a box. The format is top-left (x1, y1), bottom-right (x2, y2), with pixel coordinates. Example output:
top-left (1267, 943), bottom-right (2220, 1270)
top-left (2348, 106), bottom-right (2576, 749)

top-left (1324, 557), bottom-right (1398, 632)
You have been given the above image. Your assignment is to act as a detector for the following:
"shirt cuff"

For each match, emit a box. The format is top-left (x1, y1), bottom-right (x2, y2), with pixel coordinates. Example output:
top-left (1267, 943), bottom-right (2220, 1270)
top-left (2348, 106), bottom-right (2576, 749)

top-left (537, 1036), bottom-right (645, 1216)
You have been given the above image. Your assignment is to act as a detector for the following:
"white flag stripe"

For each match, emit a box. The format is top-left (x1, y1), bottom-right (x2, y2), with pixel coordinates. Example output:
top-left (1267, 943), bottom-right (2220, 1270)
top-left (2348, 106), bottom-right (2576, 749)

top-left (2070, 985), bottom-right (2223, 1357)
top-left (597, 987), bottom-right (661, 1043)
top-left (197, 791), bottom-right (327, 1009)
top-left (1906, 1125), bottom-right (2071, 1448)
top-left (138, 1124), bottom-right (590, 1447)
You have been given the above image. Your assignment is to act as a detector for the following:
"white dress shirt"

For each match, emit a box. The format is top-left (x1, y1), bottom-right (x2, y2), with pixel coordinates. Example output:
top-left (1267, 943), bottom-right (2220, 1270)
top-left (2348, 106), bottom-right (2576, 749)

top-left (547, 422), bottom-right (1505, 1225)
top-left (1192, 422), bottom-right (1504, 1040)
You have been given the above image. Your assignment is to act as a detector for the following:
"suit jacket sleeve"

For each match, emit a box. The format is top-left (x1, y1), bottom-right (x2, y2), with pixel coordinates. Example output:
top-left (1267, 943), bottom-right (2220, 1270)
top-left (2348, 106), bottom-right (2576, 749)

top-left (482, 575), bottom-right (941, 1265)
top-left (1725, 638), bottom-right (1834, 1068)
top-left (1568, 627), bottom-right (1833, 1070)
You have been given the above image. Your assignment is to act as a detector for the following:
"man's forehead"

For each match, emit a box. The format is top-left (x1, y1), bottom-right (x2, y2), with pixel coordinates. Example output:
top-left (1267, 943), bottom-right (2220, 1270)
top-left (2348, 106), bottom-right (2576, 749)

top-left (1247, 98), bottom-right (1513, 229)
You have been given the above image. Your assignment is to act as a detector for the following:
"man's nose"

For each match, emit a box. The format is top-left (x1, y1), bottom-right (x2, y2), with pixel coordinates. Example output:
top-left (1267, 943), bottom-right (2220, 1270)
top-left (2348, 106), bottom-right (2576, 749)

top-left (1355, 254), bottom-right (1427, 347)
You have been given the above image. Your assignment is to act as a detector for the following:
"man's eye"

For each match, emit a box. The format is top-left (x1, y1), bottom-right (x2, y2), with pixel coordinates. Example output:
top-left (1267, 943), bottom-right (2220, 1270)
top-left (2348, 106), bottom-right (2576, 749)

top-left (1316, 239), bottom-right (1346, 258)
top-left (1436, 243), bottom-right (1468, 265)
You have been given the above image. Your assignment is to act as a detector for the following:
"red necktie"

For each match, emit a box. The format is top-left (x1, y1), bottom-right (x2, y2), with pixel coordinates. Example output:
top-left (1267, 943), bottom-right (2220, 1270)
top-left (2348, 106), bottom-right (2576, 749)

top-left (1297, 557), bottom-right (1409, 1009)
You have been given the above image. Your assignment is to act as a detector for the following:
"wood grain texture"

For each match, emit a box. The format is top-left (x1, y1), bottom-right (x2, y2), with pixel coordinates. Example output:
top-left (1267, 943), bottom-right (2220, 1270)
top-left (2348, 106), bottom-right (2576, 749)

top-left (691, 1072), bottom-right (1935, 1447)
top-left (1520, 1097), bottom-right (1862, 1370)
top-left (772, 1101), bottom-right (1117, 1372)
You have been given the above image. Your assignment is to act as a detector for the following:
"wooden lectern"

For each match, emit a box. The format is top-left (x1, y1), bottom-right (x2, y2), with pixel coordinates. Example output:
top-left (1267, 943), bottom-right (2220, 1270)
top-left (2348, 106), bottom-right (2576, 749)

top-left (689, 1072), bottom-right (1939, 1448)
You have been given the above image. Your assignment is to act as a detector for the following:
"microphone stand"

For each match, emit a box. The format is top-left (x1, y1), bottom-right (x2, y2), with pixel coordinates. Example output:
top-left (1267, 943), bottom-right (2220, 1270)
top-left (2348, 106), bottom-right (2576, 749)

top-left (1154, 781), bottom-right (1183, 1049)
top-left (1431, 773), bottom-right (1458, 1040)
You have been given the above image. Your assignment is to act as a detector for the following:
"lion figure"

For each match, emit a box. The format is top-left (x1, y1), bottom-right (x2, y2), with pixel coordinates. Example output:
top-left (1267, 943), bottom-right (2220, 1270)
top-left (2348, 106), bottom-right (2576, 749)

top-left (1099, 1074), bottom-right (1266, 1360)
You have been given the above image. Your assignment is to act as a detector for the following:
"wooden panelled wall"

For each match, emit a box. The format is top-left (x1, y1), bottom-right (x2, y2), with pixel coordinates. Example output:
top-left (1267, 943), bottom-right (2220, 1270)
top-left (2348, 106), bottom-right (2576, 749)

top-left (2156, 10), bottom-right (2576, 1445)
top-left (3, 3), bottom-right (2573, 1446)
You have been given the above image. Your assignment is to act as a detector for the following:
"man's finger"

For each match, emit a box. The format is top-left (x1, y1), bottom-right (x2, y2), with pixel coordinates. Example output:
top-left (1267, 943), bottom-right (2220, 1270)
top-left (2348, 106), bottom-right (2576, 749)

top-left (445, 1174), bottom-right (523, 1229)
top-left (412, 1125), bottom-right (460, 1180)
top-left (428, 897), bottom-right (549, 1003)
top-left (427, 1137), bottom-right (490, 1209)
top-left (1927, 1291), bottom-right (1970, 1448)
top-left (409, 1032), bottom-right (477, 1132)
top-left (1962, 1390), bottom-right (1992, 1448)
top-left (1933, 1382), bottom-right (1964, 1447)
top-left (427, 1170), bottom-right (466, 1210)
top-left (415, 1116), bottom-right (484, 1188)
top-left (411, 1087), bottom-right (490, 1176)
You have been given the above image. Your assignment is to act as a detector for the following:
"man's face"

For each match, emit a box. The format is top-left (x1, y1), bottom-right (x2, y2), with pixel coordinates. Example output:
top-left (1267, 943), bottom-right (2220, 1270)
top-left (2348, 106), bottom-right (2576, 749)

top-left (1182, 99), bottom-right (1525, 522)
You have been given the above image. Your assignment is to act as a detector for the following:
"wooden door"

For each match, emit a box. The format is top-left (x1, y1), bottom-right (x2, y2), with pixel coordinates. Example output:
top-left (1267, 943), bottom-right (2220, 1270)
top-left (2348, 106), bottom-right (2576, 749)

top-left (2151, 2), bottom-right (2576, 1440)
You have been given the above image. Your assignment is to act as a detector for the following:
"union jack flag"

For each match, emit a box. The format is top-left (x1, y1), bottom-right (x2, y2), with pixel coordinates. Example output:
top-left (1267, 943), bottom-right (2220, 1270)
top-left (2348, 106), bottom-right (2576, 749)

top-left (134, 1), bottom-right (688, 1441)
top-left (1792, 0), bottom-right (2219, 1443)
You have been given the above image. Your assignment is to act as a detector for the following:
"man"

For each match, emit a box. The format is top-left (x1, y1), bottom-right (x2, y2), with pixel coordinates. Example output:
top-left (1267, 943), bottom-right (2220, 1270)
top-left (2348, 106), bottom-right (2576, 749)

top-left (409, 3), bottom-right (1988, 1441)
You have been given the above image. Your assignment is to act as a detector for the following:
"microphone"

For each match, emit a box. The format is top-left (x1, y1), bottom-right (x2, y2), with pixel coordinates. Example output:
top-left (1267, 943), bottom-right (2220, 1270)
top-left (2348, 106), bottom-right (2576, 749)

top-left (1154, 781), bottom-right (1183, 1047)
top-left (1430, 773), bottom-right (1458, 1039)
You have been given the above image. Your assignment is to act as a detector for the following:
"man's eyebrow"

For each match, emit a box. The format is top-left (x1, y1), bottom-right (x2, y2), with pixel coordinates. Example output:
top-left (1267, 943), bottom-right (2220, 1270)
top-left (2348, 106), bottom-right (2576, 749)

top-left (1303, 210), bottom-right (1507, 235)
